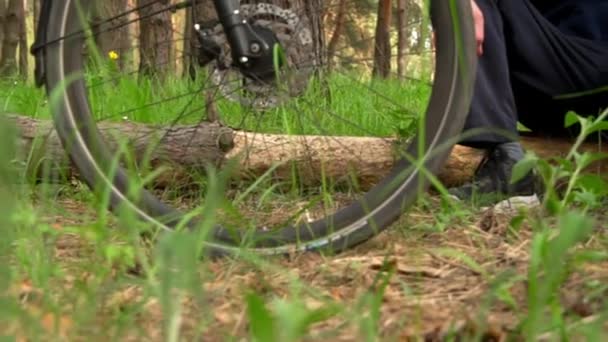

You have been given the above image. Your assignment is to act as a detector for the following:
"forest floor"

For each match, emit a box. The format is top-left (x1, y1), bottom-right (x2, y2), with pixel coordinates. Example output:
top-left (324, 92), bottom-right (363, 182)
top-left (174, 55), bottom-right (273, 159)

top-left (6, 187), bottom-right (607, 341)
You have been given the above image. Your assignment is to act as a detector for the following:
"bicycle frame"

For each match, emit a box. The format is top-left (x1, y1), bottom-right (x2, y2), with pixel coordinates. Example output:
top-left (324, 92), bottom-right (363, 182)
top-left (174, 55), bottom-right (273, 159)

top-left (31, 0), bottom-right (277, 87)
top-left (31, 0), bottom-right (53, 87)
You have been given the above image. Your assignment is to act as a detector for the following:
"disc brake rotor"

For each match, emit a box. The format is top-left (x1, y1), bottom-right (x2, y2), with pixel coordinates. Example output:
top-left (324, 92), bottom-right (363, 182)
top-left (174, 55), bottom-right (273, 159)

top-left (201, 3), bottom-right (314, 110)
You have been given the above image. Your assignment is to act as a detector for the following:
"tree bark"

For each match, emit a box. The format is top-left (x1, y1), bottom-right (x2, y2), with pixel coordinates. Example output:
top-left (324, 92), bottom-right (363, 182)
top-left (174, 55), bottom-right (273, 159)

top-left (396, 0), bottom-right (408, 78)
top-left (33, 0), bottom-right (41, 30)
top-left (182, 5), bottom-right (194, 78)
top-left (5, 114), bottom-right (607, 189)
top-left (397, 0), bottom-right (424, 77)
top-left (0, 0), bottom-right (6, 63)
top-left (137, 0), bottom-right (173, 77)
top-left (18, 0), bottom-right (27, 78)
top-left (0, 0), bottom-right (24, 76)
top-left (303, 0), bottom-right (326, 69)
top-left (326, 0), bottom-right (347, 68)
top-left (410, 1), bottom-right (426, 55)
top-left (372, 0), bottom-right (392, 78)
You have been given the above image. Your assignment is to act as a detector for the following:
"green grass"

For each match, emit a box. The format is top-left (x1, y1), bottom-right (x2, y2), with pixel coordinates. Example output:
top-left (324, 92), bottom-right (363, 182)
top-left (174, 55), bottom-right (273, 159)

top-left (1, 70), bottom-right (430, 138)
top-left (1, 79), bottom-right (48, 118)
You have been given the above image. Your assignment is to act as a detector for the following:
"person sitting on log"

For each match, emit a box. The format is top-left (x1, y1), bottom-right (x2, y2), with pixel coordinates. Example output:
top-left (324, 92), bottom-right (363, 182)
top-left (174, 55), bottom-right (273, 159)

top-left (449, 0), bottom-right (608, 205)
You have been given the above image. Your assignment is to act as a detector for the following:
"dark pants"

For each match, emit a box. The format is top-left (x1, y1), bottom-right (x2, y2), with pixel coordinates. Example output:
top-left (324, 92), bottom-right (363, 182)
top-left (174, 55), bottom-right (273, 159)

top-left (462, 0), bottom-right (608, 148)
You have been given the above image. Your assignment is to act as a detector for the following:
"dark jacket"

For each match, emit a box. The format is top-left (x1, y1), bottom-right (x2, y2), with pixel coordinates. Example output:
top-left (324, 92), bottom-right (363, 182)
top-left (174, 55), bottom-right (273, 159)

top-left (532, 0), bottom-right (608, 42)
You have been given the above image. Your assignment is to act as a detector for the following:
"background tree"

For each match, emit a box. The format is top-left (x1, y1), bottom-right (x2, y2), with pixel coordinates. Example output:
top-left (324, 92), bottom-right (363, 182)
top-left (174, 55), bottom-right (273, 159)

top-left (322, 0), bottom-right (374, 70)
top-left (325, 0), bottom-right (347, 69)
top-left (93, 0), bottom-right (132, 70)
top-left (0, 0), bottom-right (26, 77)
top-left (302, 0), bottom-right (326, 69)
top-left (18, 0), bottom-right (27, 78)
top-left (395, 0), bottom-right (423, 77)
top-left (396, 0), bottom-right (407, 78)
top-left (0, 0), bottom-right (6, 64)
top-left (137, 0), bottom-right (173, 77)
top-left (410, 1), bottom-right (426, 55)
top-left (182, 5), bottom-right (195, 78)
top-left (32, 0), bottom-right (40, 29)
top-left (372, 0), bottom-right (392, 78)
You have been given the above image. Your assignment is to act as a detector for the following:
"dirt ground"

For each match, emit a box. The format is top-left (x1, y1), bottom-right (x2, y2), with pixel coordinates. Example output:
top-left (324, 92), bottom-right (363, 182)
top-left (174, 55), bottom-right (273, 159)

top-left (14, 194), bottom-right (608, 341)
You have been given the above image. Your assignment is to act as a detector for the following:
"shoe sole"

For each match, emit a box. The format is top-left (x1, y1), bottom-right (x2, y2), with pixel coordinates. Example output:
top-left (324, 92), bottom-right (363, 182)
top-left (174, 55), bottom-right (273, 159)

top-left (448, 193), bottom-right (541, 213)
top-left (483, 194), bottom-right (541, 213)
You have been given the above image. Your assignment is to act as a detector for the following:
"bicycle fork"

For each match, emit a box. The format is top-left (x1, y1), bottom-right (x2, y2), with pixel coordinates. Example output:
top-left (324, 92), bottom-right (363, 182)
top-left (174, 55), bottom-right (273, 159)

top-left (203, 0), bottom-right (281, 80)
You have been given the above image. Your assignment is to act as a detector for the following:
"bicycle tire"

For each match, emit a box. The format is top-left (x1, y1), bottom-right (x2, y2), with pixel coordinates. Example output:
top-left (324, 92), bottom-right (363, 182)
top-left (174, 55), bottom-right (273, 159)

top-left (41, 0), bottom-right (477, 255)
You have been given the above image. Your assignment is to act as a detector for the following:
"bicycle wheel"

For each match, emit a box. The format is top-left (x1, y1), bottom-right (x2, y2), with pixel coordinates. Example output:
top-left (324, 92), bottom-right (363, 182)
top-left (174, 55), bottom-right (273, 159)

top-left (39, 0), bottom-right (476, 255)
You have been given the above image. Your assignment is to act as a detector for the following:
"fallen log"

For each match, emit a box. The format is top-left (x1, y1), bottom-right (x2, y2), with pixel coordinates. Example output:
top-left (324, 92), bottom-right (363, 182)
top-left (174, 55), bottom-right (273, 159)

top-left (5, 114), bottom-right (234, 185)
top-left (3, 114), bottom-right (606, 189)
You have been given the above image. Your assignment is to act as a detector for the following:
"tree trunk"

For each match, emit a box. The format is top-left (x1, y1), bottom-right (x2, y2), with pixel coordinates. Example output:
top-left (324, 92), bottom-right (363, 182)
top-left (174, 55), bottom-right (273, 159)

top-left (18, 0), bottom-right (27, 78)
top-left (0, 0), bottom-right (24, 76)
top-left (326, 0), bottom-right (347, 68)
top-left (93, 0), bottom-right (132, 70)
top-left (397, 0), bottom-right (422, 78)
top-left (137, 0), bottom-right (173, 77)
top-left (6, 114), bottom-right (607, 189)
top-left (411, 1), bottom-right (425, 54)
top-left (396, 0), bottom-right (408, 78)
top-left (33, 0), bottom-right (41, 29)
top-left (0, 0), bottom-right (6, 63)
top-left (303, 0), bottom-right (326, 69)
top-left (182, 6), bottom-right (194, 78)
top-left (372, 0), bottom-right (392, 78)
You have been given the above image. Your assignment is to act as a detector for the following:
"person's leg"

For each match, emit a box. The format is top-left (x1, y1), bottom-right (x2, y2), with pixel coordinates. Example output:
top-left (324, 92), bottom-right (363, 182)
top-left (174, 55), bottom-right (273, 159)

top-left (533, 0), bottom-right (608, 43)
top-left (498, 0), bottom-right (608, 136)
top-left (450, 0), bottom-right (543, 205)
top-left (450, 0), bottom-right (608, 205)
top-left (463, 0), bottom-right (608, 140)
top-left (460, 0), bottom-right (519, 148)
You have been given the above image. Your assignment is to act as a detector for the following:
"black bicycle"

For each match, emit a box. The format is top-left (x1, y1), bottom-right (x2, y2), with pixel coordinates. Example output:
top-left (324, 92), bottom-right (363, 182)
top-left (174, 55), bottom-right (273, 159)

top-left (31, 0), bottom-right (476, 255)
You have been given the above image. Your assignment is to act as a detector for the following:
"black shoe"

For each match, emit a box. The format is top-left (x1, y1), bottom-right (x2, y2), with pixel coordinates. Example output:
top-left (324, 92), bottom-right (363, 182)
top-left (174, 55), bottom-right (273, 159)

top-left (448, 145), bottom-right (543, 207)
